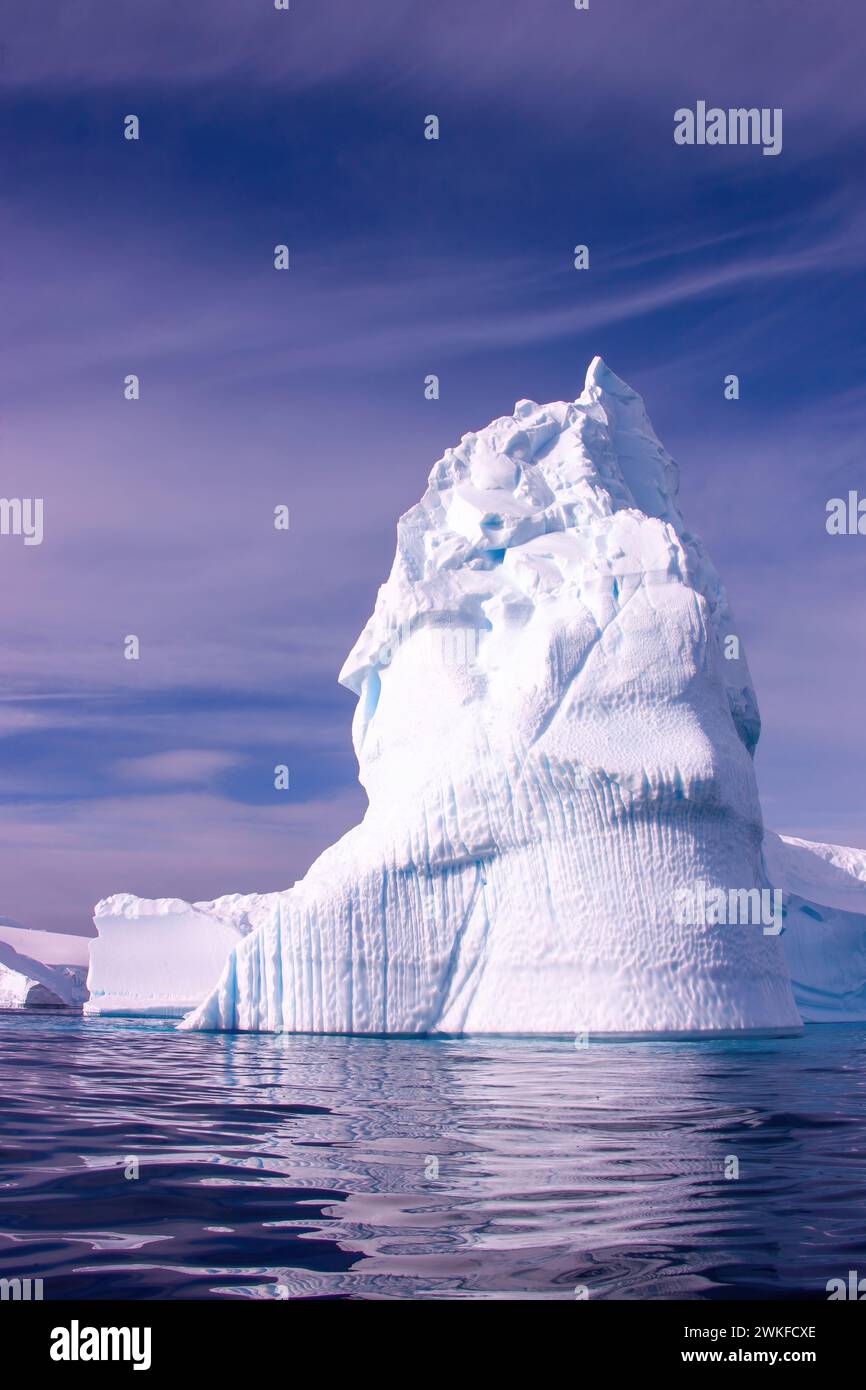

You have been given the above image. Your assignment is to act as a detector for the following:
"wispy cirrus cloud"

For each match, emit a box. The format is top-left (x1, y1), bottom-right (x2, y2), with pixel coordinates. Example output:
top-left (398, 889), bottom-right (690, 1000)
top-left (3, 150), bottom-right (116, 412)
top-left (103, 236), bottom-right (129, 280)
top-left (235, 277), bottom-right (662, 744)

top-left (3, 0), bottom-right (862, 146)
top-left (5, 188), bottom-right (864, 397)
top-left (112, 748), bottom-right (241, 786)
top-left (0, 786), bottom-right (366, 936)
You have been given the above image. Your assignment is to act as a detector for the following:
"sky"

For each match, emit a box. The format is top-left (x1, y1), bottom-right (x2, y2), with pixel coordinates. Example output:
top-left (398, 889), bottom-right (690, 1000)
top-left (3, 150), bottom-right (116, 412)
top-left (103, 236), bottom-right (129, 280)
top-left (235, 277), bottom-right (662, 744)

top-left (1, 0), bottom-right (864, 936)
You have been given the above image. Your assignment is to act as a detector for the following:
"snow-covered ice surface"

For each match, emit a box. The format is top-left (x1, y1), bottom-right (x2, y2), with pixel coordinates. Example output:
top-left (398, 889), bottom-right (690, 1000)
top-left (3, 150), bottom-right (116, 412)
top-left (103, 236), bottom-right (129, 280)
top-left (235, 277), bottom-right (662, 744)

top-left (84, 894), bottom-right (256, 1017)
top-left (0, 921), bottom-right (88, 1010)
top-left (171, 358), bottom-right (805, 1036)
top-left (766, 833), bottom-right (866, 1022)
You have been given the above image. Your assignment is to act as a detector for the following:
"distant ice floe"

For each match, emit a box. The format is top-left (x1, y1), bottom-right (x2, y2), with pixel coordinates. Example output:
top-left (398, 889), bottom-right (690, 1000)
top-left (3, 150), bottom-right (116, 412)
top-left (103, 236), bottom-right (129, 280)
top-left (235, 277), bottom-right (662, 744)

top-left (0, 919), bottom-right (89, 1009)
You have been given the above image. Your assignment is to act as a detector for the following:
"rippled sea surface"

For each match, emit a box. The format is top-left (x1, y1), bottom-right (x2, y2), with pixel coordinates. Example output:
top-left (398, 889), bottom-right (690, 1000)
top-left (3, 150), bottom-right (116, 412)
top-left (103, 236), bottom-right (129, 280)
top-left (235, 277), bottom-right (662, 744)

top-left (1, 1013), bottom-right (866, 1300)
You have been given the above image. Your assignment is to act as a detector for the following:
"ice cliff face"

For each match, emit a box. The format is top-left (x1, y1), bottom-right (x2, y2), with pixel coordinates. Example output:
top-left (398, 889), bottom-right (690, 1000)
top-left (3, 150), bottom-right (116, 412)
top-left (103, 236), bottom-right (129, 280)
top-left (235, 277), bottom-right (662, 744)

top-left (84, 895), bottom-right (253, 1018)
top-left (178, 358), bottom-right (801, 1035)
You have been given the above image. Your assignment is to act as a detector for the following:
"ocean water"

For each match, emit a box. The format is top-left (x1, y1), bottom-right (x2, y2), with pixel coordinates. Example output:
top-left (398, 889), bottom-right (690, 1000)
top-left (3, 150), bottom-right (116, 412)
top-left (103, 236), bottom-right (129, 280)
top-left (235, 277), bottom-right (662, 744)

top-left (1, 1012), bottom-right (865, 1301)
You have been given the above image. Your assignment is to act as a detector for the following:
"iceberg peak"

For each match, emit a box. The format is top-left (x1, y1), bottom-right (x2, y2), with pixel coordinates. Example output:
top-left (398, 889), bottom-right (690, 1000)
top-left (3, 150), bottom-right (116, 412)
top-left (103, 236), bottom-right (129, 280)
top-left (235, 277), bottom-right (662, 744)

top-left (338, 360), bottom-right (741, 748)
top-left (582, 353), bottom-right (639, 400)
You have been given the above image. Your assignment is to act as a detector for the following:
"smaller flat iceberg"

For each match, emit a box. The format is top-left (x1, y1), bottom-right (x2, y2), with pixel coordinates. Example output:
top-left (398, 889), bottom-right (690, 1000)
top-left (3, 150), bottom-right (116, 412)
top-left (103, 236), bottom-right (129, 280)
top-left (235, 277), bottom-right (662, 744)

top-left (84, 893), bottom-right (259, 1018)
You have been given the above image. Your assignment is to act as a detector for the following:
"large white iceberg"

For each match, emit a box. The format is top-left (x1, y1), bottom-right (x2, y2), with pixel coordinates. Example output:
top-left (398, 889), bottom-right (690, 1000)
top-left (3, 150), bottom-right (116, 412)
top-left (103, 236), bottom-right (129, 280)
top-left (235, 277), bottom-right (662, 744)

top-left (84, 361), bottom-right (866, 1035)
top-left (156, 356), bottom-right (814, 1036)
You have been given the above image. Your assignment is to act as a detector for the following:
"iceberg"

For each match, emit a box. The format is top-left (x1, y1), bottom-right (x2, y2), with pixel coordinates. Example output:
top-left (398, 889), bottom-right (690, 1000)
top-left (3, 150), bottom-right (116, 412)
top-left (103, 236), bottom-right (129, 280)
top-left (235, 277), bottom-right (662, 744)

top-left (0, 919), bottom-right (89, 1009)
top-left (767, 833), bottom-right (866, 1022)
top-left (165, 358), bottom-right (807, 1035)
top-left (84, 894), bottom-right (255, 1018)
top-left (83, 362), bottom-right (865, 1035)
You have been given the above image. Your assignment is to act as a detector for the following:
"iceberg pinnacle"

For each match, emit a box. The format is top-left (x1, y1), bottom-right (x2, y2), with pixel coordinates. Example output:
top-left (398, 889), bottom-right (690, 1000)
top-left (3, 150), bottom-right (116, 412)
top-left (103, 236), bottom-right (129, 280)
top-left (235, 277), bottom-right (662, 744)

top-left (174, 359), bottom-right (800, 1035)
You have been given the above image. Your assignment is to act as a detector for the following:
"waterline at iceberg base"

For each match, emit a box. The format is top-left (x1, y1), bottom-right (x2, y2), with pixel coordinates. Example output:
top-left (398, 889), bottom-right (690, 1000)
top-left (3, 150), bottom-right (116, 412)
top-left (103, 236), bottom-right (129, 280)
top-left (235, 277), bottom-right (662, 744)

top-left (90, 359), bottom-right (851, 1035)
top-left (182, 800), bottom-right (799, 1036)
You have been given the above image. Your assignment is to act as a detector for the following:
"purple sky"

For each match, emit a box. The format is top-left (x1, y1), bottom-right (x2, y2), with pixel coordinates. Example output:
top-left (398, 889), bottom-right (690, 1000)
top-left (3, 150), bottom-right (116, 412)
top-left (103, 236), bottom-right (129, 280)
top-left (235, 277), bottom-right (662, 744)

top-left (1, 1), bottom-right (864, 936)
